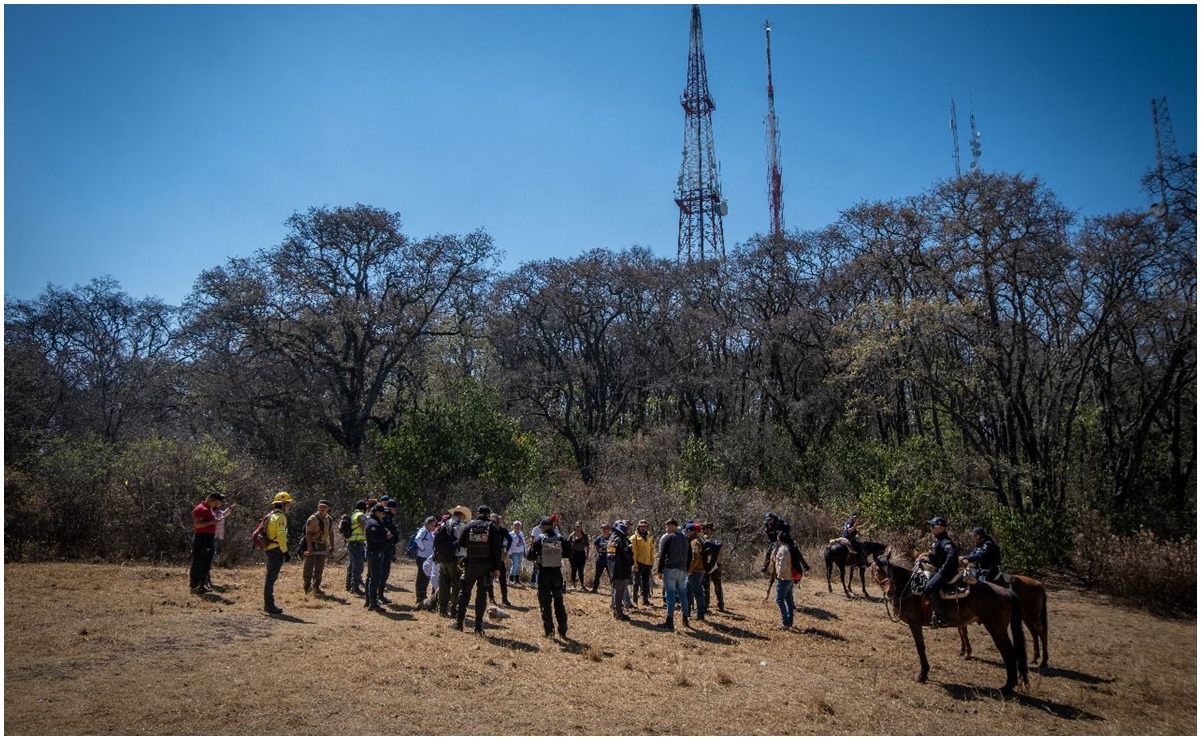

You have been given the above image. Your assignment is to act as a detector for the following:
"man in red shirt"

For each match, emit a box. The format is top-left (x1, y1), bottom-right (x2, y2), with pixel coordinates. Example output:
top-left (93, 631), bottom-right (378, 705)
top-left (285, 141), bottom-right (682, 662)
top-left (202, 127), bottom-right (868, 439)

top-left (190, 492), bottom-right (224, 594)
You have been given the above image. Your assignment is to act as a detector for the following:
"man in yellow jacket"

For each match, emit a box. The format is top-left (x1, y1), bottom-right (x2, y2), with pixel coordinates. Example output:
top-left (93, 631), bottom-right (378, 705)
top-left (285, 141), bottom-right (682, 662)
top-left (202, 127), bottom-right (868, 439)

top-left (630, 520), bottom-right (655, 607)
top-left (264, 491), bottom-right (293, 614)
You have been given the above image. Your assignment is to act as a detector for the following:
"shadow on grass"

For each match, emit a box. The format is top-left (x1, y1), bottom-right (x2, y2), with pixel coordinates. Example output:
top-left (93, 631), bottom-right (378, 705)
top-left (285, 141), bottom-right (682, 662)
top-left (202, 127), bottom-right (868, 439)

top-left (800, 626), bottom-right (848, 642)
top-left (1038, 665), bottom-right (1114, 685)
top-left (798, 605), bottom-right (839, 621)
top-left (484, 635), bottom-right (540, 653)
top-left (266, 612), bottom-right (307, 623)
top-left (940, 683), bottom-right (1104, 720)
top-left (372, 610), bottom-right (416, 621)
top-left (707, 621), bottom-right (768, 641)
top-left (684, 627), bottom-right (736, 646)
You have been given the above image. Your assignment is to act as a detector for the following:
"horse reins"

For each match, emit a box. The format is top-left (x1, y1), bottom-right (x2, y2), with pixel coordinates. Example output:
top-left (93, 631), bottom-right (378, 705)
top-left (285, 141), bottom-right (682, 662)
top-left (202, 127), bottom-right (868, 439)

top-left (874, 561), bottom-right (920, 624)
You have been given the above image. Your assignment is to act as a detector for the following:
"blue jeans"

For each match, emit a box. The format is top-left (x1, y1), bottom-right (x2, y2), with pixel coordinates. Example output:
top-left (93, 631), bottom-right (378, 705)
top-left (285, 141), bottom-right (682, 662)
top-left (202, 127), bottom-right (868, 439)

top-left (687, 571), bottom-right (707, 619)
top-left (346, 542), bottom-right (365, 590)
top-left (662, 568), bottom-right (688, 622)
top-left (775, 579), bottom-right (795, 627)
top-left (509, 553), bottom-right (524, 582)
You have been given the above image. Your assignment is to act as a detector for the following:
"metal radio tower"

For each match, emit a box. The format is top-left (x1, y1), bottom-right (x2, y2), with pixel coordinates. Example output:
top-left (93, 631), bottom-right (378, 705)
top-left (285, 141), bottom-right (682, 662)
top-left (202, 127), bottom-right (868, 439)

top-left (675, 4), bottom-right (727, 262)
top-left (764, 20), bottom-right (784, 237)
top-left (1150, 96), bottom-right (1178, 220)
top-left (969, 97), bottom-right (982, 171)
top-left (949, 96), bottom-right (962, 177)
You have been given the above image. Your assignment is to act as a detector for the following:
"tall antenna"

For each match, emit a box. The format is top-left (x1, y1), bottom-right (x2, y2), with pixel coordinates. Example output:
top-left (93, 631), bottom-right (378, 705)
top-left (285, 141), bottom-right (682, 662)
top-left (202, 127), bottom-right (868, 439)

top-left (949, 95), bottom-right (962, 177)
top-left (969, 96), bottom-right (982, 171)
top-left (764, 20), bottom-right (784, 237)
top-left (1150, 96), bottom-right (1177, 219)
top-left (675, 4), bottom-right (727, 262)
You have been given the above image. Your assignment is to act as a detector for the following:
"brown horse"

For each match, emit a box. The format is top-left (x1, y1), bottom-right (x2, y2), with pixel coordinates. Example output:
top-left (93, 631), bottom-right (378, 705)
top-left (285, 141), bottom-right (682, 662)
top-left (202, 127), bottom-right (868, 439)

top-left (958, 574), bottom-right (1049, 670)
top-left (873, 554), bottom-right (1028, 694)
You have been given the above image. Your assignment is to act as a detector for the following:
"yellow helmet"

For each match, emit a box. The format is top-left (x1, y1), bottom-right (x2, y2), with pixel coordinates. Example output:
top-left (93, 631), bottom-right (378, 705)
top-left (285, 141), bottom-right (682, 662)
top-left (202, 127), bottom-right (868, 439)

top-left (273, 491), bottom-right (294, 504)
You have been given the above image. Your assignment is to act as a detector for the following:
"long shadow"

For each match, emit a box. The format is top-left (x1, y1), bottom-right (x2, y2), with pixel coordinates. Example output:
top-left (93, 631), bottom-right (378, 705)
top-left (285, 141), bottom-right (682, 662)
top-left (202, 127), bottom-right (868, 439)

top-left (707, 621), bottom-right (768, 641)
top-left (940, 683), bottom-right (1104, 721)
top-left (798, 606), bottom-right (839, 621)
top-left (373, 609), bottom-right (416, 621)
top-left (198, 593), bottom-right (236, 606)
top-left (557, 637), bottom-right (589, 655)
top-left (800, 626), bottom-right (848, 642)
top-left (266, 613), bottom-right (307, 623)
top-left (317, 594), bottom-right (352, 606)
top-left (484, 635), bottom-right (540, 653)
top-left (500, 604), bottom-right (534, 613)
top-left (1039, 665), bottom-right (1114, 685)
top-left (683, 627), bottom-right (736, 646)
top-left (627, 617), bottom-right (665, 633)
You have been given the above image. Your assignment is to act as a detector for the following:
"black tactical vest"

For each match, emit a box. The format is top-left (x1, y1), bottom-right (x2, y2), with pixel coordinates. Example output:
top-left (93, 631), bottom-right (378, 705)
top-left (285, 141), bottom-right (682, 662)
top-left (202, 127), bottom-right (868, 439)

top-left (539, 534), bottom-right (564, 568)
top-left (465, 520), bottom-right (491, 560)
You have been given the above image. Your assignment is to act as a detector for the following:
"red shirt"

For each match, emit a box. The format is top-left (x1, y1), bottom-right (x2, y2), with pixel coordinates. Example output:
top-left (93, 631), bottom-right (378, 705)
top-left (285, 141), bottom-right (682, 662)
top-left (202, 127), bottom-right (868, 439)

top-left (192, 502), bottom-right (217, 534)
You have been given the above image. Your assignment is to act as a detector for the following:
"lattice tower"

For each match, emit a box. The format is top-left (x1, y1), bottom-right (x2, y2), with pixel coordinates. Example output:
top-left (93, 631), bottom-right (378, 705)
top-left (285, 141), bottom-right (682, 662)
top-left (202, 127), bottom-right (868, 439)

top-left (764, 20), bottom-right (784, 237)
top-left (674, 4), bottom-right (727, 262)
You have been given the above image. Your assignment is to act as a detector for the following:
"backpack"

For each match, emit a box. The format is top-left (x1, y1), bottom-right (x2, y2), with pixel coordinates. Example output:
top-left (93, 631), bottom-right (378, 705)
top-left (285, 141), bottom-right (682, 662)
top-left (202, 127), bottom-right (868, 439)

top-left (433, 521), bottom-right (459, 564)
top-left (404, 532), bottom-right (419, 559)
top-left (339, 513), bottom-right (353, 540)
top-left (251, 511), bottom-right (272, 551)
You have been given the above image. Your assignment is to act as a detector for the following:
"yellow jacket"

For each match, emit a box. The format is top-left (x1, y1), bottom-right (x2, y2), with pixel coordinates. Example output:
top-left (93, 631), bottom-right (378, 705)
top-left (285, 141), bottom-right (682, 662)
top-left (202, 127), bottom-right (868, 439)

top-left (631, 531), bottom-right (655, 566)
top-left (266, 510), bottom-right (288, 551)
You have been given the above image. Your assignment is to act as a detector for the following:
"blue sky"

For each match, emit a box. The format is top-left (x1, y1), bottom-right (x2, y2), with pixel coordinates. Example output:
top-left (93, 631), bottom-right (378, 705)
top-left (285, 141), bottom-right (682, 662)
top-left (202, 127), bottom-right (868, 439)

top-left (5, 3), bottom-right (1197, 307)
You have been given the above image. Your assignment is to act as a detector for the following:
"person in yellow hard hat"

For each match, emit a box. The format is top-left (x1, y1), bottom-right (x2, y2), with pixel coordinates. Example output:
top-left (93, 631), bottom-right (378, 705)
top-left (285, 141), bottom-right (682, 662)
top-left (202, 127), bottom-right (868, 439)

top-left (264, 491), bottom-right (293, 615)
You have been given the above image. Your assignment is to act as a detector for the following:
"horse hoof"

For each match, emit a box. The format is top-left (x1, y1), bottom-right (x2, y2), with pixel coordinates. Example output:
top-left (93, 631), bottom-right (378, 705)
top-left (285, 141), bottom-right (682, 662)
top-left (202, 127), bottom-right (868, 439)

top-left (916, 674), bottom-right (928, 684)
top-left (1000, 685), bottom-right (1016, 696)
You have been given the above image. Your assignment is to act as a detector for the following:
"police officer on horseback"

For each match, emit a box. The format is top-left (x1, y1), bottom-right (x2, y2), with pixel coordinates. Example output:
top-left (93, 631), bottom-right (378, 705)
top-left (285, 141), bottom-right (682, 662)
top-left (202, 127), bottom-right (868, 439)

top-left (842, 511), bottom-right (863, 567)
top-left (919, 516), bottom-right (958, 628)
top-left (761, 512), bottom-right (790, 574)
top-left (961, 526), bottom-right (1002, 583)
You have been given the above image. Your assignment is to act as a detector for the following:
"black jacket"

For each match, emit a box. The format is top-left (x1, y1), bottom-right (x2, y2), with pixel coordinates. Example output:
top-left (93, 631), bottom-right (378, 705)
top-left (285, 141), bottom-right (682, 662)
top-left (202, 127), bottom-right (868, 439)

top-left (927, 532), bottom-right (959, 579)
top-left (457, 516), bottom-right (505, 571)
top-left (364, 515), bottom-right (391, 553)
top-left (609, 532), bottom-right (633, 580)
top-left (964, 536), bottom-right (1001, 575)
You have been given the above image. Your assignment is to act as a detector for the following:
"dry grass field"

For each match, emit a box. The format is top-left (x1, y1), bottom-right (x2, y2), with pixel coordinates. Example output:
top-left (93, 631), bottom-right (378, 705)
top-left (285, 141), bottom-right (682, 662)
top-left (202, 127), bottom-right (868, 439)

top-left (4, 559), bottom-right (1196, 735)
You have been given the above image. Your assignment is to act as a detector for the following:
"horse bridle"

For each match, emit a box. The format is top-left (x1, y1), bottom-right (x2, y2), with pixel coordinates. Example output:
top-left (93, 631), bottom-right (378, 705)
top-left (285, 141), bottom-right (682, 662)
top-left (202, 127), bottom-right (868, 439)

top-left (874, 558), bottom-right (921, 624)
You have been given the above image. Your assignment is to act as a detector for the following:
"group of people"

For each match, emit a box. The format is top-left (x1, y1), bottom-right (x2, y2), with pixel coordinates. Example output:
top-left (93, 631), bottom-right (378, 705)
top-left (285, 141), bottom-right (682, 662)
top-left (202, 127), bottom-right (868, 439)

top-left (188, 491), bottom-right (1005, 635)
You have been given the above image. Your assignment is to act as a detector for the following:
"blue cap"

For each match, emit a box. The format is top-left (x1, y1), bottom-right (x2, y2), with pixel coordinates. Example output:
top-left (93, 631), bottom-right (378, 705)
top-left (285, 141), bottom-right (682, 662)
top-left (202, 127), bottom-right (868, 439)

top-left (927, 516), bottom-right (948, 527)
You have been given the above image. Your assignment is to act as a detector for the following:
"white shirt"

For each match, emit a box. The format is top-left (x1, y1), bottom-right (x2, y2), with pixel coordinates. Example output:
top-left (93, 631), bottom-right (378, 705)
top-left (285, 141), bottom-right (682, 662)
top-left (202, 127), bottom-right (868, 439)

top-left (508, 530), bottom-right (526, 555)
top-left (414, 526), bottom-right (436, 559)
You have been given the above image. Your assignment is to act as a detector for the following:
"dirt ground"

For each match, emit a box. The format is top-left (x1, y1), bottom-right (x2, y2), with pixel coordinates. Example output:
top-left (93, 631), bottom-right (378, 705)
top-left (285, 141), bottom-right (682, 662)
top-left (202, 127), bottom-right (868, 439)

top-left (4, 559), bottom-right (1196, 735)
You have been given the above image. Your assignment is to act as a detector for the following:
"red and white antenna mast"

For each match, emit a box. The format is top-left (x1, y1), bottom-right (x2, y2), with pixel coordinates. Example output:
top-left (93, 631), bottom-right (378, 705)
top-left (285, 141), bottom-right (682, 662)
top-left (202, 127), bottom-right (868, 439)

top-left (765, 20), bottom-right (784, 237)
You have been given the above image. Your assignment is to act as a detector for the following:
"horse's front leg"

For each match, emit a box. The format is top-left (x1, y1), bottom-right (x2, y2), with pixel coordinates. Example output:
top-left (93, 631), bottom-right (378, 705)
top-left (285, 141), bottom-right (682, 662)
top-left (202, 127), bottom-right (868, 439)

top-left (858, 564), bottom-right (870, 596)
top-left (958, 626), bottom-right (971, 658)
top-left (983, 621), bottom-right (1018, 695)
top-left (909, 621), bottom-right (930, 683)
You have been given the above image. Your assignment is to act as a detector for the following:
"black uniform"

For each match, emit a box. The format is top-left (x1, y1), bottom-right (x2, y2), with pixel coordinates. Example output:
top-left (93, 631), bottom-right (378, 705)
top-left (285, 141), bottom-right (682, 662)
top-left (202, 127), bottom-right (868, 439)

top-left (455, 515), bottom-right (505, 633)
top-left (528, 527), bottom-right (569, 637)
top-left (762, 515), bottom-right (790, 573)
top-left (964, 535), bottom-right (1001, 582)
top-left (590, 531), bottom-right (612, 592)
top-left (701, 532), bottom-right (725, 611)
top-left (922, 531), bottom-right (959, 624)
top-left (380, 510), bottom-right (399, 601)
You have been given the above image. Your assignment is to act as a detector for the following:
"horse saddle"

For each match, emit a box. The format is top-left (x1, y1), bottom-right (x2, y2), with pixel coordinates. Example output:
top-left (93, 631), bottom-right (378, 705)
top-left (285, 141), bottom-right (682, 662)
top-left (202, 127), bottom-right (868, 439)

top-left (917, 563), bottom-right (970, 599)
top-left (829, 536), bottom-right (855, 552)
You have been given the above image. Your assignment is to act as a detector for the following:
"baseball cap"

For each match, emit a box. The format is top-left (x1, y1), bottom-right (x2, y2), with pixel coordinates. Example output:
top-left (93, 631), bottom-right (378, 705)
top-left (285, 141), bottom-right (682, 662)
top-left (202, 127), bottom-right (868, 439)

top-left (927, 516), bottom-right (948, 527)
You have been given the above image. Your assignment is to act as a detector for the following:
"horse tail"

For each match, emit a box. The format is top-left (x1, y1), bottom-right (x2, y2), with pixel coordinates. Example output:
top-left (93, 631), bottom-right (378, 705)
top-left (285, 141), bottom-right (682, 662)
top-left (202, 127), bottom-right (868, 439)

top-left (1009, 589), bottom-right (1028, 686)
